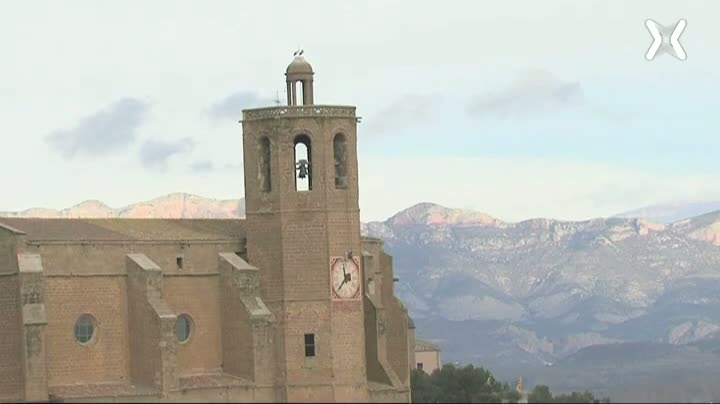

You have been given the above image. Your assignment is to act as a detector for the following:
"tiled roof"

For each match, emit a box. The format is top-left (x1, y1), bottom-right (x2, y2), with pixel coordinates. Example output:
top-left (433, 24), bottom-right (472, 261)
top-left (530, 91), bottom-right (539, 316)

top-left (415, 338), bottom-right (441, 352)
top-left (0, 218), bottom-right (245, 242)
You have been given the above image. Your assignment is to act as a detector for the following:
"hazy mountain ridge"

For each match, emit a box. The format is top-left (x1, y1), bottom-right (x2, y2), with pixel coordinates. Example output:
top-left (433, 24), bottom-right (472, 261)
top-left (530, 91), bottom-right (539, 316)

top-left (0, 193), bottom-right (245, 219)
top-left (614, 200), bottom-right (720, 224)
top-left (362, 203), bottom-right (720, 369)
top-left (375, 203), bottom-right (720, 401)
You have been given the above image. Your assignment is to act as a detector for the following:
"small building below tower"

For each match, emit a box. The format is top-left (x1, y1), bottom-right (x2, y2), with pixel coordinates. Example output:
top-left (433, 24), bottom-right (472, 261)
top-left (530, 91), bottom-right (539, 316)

top-left (414, 338), bottom-right (442, 375)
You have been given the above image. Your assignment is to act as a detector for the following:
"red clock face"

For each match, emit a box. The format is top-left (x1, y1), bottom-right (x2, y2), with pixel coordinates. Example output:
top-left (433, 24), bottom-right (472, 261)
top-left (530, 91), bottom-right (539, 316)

top-left (330, 257), bottom-right (361, 300)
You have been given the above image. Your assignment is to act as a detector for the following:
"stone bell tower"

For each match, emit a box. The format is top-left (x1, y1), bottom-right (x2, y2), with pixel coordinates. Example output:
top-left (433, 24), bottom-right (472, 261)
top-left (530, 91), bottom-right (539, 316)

top-left (241, 53), bottom-right (368, 402)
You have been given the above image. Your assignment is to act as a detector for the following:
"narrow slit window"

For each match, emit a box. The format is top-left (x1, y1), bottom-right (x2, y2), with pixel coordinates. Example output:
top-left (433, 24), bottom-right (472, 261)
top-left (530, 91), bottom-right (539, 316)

top-left (176, 256), bottom-right (183, 270)
top-left (258, 137), bottom-right (271, 192)
top-left (333, 133), bottom-right (348, 189)
top-left (294, 135), bottom-right (312, 191)
top-left (235, 238), bottom-right (248, 261)
top-left (304, 333), bottom-right (315, 357)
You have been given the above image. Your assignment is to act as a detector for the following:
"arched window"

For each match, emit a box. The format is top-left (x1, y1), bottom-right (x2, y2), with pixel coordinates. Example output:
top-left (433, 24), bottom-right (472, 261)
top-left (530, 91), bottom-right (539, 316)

top-left (258, 137), bottom-right (271, 192)
top-left (333, 133), bottom-right (348, 189)
top-left (294, 135), bottom-right (312, 191)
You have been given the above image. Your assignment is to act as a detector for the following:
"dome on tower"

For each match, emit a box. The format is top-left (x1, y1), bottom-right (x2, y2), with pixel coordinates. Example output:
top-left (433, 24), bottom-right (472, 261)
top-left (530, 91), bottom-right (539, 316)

top-left (286, 55), bottom-right (313, 75)
top-left (285, 51), bottom-right (315, 106)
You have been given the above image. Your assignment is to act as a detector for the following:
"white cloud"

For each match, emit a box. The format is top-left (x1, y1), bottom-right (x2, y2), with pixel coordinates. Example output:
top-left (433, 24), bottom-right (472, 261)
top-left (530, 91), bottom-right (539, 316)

top-left (139, 138), bottom-right (194, 171)
top-left (467, 69), bottom-right (582, 118)
top-left (207, 91), bottom-right (272, 122)
top-left (188, 160), bottom-right (215, 173)
top-left (45, 98), bottom-right (148, 159)
top-left (363, 94), bottom-right (439, 135)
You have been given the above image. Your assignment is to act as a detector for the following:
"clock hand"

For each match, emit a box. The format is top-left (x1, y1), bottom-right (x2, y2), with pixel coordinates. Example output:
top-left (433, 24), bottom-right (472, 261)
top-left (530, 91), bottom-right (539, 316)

top-left (337, 278), bottom-right (347, 291)
top-left (342, 261), bottom-right (347, 277)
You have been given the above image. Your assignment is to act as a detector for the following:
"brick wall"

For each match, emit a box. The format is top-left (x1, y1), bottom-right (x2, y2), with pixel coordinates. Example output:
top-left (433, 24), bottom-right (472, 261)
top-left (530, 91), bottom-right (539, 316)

top-left (331, 301), bottom-right (367, 385)
top-left (363, 296), bottom-right (390, 385)
top-left (44, 276), bottom-right (130, 386)
top-left (385, 297), bottom-right (410, 384)
top-left (30, 241), bottom-right (241, 276)
top-left (369, 386), bottom-right (412, 403)
top-left (126, 254), bottom-right (177, 392)
top-left (219, 272), bottom-right (254, 379)
top-left (286, 385), bottom-right (334, 403)
top-left (0, 229), bottom-right (21, 401)
top-left (360, 237), bottom-right (412, 401)
top-left (280, 211), bottom-right (330, 301)
top-left (283, 301), bottom-right (333, 384)
top-left (266, 301), bottom-right (288, 399)
top-left (380, 252), bottom-right (411, 385)
top-left (218, 254), bottom-right (275, 386)
top-left (0, 274), bottom-right (21, 400)
top-left (243, 113), bottom-right (369, 401)
top-left (20, 240), bottom-right (238, 389)
top-left (164, 276), bottom-right (222, 374)
top-left (0, 231), bottom-right (16, 274)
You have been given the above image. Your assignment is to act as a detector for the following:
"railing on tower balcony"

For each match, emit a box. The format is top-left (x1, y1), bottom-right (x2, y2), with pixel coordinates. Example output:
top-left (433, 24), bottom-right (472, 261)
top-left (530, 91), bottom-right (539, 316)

top-left (241, 105), bottom-right (356, 121)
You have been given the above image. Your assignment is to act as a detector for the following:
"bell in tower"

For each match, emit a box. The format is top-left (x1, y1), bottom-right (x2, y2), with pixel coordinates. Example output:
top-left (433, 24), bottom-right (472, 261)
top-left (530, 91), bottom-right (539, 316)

top-left (285, 50), bottom-right (314, 106)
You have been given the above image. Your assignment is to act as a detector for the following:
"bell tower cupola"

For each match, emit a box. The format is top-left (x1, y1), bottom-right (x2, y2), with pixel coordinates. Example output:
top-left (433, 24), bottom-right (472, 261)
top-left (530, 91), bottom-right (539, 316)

top-left (285, 50), bottom-right (314, 106)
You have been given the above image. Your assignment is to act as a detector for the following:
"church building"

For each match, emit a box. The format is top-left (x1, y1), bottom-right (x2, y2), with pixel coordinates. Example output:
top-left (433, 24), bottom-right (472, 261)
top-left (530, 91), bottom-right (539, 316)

top-left (0, 55), bottom-right (415, 403)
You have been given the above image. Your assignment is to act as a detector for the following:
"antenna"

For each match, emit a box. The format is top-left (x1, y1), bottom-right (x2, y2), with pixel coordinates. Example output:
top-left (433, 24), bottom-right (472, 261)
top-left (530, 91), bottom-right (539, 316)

top-left (274, 90), bottom-right (281, 106)
top-left (274, 87), bottom-right (287, 106)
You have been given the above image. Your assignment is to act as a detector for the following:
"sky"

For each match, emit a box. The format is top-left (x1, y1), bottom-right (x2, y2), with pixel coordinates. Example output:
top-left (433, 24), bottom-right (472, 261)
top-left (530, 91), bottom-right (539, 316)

top-left (1, 0), bottom-right (719, 222)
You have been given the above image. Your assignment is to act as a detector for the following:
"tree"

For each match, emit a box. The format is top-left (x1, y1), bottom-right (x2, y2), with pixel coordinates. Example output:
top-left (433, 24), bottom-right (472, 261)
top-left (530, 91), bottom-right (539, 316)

top-left (410, 363), bottom-right (610, 404)
top-left (552, 390), bottom-right (600, 403)
top-left (529, 385), bottom-right (553, 403)
top-left (411, 369), bottom-right (440, 403)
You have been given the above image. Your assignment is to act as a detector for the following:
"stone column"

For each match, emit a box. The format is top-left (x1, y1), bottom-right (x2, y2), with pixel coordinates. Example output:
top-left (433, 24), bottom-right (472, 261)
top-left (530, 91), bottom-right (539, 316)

top-left (287, 81), bottom-right (293, 106)
top-left (303, 79), bottom-right (314, 105)
top-left (290, 81), bottom-right (297, 106)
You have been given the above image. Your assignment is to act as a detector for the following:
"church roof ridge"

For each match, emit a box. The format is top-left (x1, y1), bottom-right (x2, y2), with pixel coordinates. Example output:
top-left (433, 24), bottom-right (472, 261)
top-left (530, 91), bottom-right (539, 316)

top-left (0, 218), bottom-right (245, 242)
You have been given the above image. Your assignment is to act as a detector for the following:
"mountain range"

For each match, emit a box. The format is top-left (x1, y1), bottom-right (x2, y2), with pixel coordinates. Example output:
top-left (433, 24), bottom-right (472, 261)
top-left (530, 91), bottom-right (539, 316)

top-left (614, 200), bottom-right (720, 224)
top-left (0, 193), bottom-right (244, 219)
top-left (3, 194), bottom-right (720, 402)
top-left (362, 202), bottom-right (720, 402)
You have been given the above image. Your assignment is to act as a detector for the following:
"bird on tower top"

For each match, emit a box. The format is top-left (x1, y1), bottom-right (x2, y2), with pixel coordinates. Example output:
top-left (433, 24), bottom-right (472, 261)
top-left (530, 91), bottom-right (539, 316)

top-left (286, 50), bottom-right (313, 75)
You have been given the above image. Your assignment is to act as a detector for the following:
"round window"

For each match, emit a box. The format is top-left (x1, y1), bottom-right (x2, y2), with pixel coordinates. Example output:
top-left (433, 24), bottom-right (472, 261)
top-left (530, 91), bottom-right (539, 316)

top-left (74, 314), bottom-right (96, 345)
top-left (176, 314), bottom-right (193, 343)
